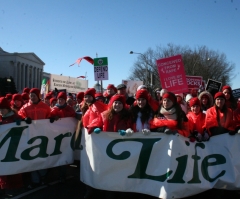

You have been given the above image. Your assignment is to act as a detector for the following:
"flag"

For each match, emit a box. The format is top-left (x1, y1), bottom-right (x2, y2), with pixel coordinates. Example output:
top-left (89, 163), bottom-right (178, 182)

top-left (69, 56), bottom-right (94, 67)
top-left (40, 78), bottom-right (47, 95)
top-left (77, 76), bottom-right (86, 78)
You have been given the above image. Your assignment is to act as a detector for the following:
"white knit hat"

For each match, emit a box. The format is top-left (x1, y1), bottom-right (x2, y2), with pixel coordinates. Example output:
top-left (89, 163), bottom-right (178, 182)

top-left (185, 94), bottom-right (193, 102)
top-left (137, 85), bottom-right (147, 91)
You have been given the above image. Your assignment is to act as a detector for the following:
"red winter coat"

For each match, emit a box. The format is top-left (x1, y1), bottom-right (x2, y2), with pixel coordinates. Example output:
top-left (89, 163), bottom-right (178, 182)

top-left (18, 101), bottom-right (51, 120)
top-left (0, 112), bottom-right (23, 190)
top-left (82, 101), bottom-right (108, 129)
top-left (0, 112), bottom-right (21, 124)
top-left (204, 106), bottom-right (235, 135)
top-left (51, 104), bottom-right (76, 118)
top-left (234, 107), bottom-right (240, 129)
top-left (149, 117), bottom-right (190, 137)
top-left (100, 110), bottom-right (132, 132)
top-left (187, 112), bottom-right (206, 134)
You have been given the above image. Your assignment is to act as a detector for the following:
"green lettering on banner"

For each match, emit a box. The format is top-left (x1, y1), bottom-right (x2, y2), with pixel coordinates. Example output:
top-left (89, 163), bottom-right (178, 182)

top-left (201, 154), bottom-right (226, 182)
top-left (167, 155), bottom-right (188, 183)
top-left (21, 136), bottom-right (49, 160)
top-left (106, 138), bottom-right (172, 182)
top-left (0, 126), bottom-right (28, 162)
top-left (187, 143), bottom-right (205, 184)
top-left (50, 132), bottom-right (72, 156)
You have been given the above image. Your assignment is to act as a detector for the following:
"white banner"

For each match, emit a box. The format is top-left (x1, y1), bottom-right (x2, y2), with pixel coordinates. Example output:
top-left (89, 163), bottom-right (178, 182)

top-left (50, 74), bottom-right (88, 93)
top-left (0, 118), bottom-right (78, 175)
top-left (80, 130), bottom-right (240, 199)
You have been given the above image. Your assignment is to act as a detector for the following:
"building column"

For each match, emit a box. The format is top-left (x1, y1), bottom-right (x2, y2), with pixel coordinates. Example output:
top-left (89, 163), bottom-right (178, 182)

top-left (31, 66), bottom-right (34, 88)
top-left (13, 62), bottom-right (18, 85)
top-left (38, 68), bottom-right (41, 89)
top-left (34, 67), bottom-right (38, 88)
top-left (22, 64), bottom-right (26, 89)
top-left (26, 65), bottom-right (29, 88)
top-left (17, 62), bottom-right (22, 92)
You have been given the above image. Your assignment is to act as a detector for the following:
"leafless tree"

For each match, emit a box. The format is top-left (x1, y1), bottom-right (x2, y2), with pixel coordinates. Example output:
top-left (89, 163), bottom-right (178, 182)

top-left (129, 44), bottom-right (236, 89)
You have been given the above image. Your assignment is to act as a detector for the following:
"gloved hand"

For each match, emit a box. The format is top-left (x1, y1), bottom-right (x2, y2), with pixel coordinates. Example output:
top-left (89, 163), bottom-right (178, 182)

top-left (164, 128), bottom-right (176, 135)
top-left (118, 130), bottom-right (126, 136)
top-left (142, 128), bottom-right (151, 135)
top-left (49, 117), bottom-right (55, 123)
top-left (24, 117), bottom-right (32, 124)
top-left (94, 128), bottom-right (101, 134)
top-left (156, 126), bottom-right (166, 133)
top-left (195, 133), bottom-right (202, 142)
top-left (192, 130), bottom-right (202, 142)
top-left (202, 129), bottom-right (210, 141)
top-left (15, 119), bottom-right (21, 126)
top-left (125, 128), bottom-right (134, 136)
top-left (229, 131), bottom-right (236, 136)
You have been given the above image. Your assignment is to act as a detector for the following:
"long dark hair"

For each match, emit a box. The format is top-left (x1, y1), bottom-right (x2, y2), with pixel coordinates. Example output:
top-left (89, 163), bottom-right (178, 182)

top-left (130, 103), bottom-right (153, 124)
top-left (214, 101), bottom-right (228, 127)
top-left (104, 106), bottom-right (130, 121)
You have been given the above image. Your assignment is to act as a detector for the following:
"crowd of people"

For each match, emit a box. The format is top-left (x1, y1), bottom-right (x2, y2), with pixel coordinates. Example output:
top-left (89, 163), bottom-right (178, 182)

top-left (0, 82), bottom-right (240, 198)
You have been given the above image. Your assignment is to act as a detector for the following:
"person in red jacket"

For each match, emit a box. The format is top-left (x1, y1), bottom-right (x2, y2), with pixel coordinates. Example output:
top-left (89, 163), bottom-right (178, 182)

top-left (204, 92), bottom-right (236, 136)
top-left (222, 85), bottom-right (237, 111)
top-left (150, 92), bottom-right (189, 137)
top-left (104, 84), bottom-right (116, 104)
top-left (98, 94), bottom-right (132, 132)
top-left (130, 89), bottom-right (154, 134)
top-left (11, 94), bottom-right (23, 113)
top-left (18, 88), bottom-right (51, 121)
top-left (21, 92), bottom-right (29, 104)
top-left (44, 93), bottom-right (52, 106)
top-left (49, 97), bottom-right (57, 108)
top-left (187, 97), bottom-right (209, 142)
top-left (0, 97), bottom-right (23, 197)
top-left (18, 88), bottom-right (51, 188)
top-left (50, 92), bottom-right (76, 119)
top-left (81, 88), bottom-right (107, 134)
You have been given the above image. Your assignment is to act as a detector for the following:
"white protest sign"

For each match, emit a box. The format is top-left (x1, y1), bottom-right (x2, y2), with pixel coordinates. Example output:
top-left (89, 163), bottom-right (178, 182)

top-left (94, 57), bottom-right (109, 81)
top-left (81, 130), bottom-right (240, 199)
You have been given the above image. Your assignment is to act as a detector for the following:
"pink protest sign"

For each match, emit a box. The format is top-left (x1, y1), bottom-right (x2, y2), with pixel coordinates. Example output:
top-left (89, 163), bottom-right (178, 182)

top-left (186, 75), bottom-right (203, 89)
top-left (157, 55), bottom-right (188, 93)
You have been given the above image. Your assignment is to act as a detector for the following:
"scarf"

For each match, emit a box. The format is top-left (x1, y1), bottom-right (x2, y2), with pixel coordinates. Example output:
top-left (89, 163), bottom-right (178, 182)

top-left (160, 106), bottom-right (177, 120)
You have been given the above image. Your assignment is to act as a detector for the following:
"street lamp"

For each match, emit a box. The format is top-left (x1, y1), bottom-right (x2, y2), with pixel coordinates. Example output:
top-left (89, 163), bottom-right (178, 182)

top-left (129, 51), bottom-right (152, 87)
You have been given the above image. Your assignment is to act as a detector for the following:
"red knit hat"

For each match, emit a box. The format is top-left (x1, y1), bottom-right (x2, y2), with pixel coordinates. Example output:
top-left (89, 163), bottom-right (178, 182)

top-left (222, 85), bottom-right (232, 92)
top-left (30, 88), bottom-right (40, 98)
top-left (23, 87), bottom-right (30, 94)
top-left (107, 84), bottom-right (115, 90)
top-left (12, 94), bottom-right (22, 101)
top-left (109, 95), bottom-right (126, 107)
top-left (76, 92), bottom-right (84, 100)
top-left (6, 94), bottom-right (12, 100)
top-left (57, 92), bottom-right (67, 100)
top-left (135, 89), bottom-right (148, 100)
top-left (0, 97), bottom-right (11, 109)
top-left (50, 97), bottom-right (57, 104)
top-left (162, 92), bottom-right (177, 104)
top-left (45, 93), bottom-right (52, 100)
top-left (21, 92), bottom-right (29, 100)
top-left (214, 92), bottom-right (226, 100)
top-left (189, 97), bottom-right (201, 107)
top-left (95, 93), bottom-right (104, 98)
top-left (84, 88), bottom-right (96, 98)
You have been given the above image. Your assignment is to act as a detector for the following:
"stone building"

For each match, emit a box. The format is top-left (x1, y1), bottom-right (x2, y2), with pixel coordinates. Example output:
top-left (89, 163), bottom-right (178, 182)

top-left (0, 47), bottom-right (45, 92)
